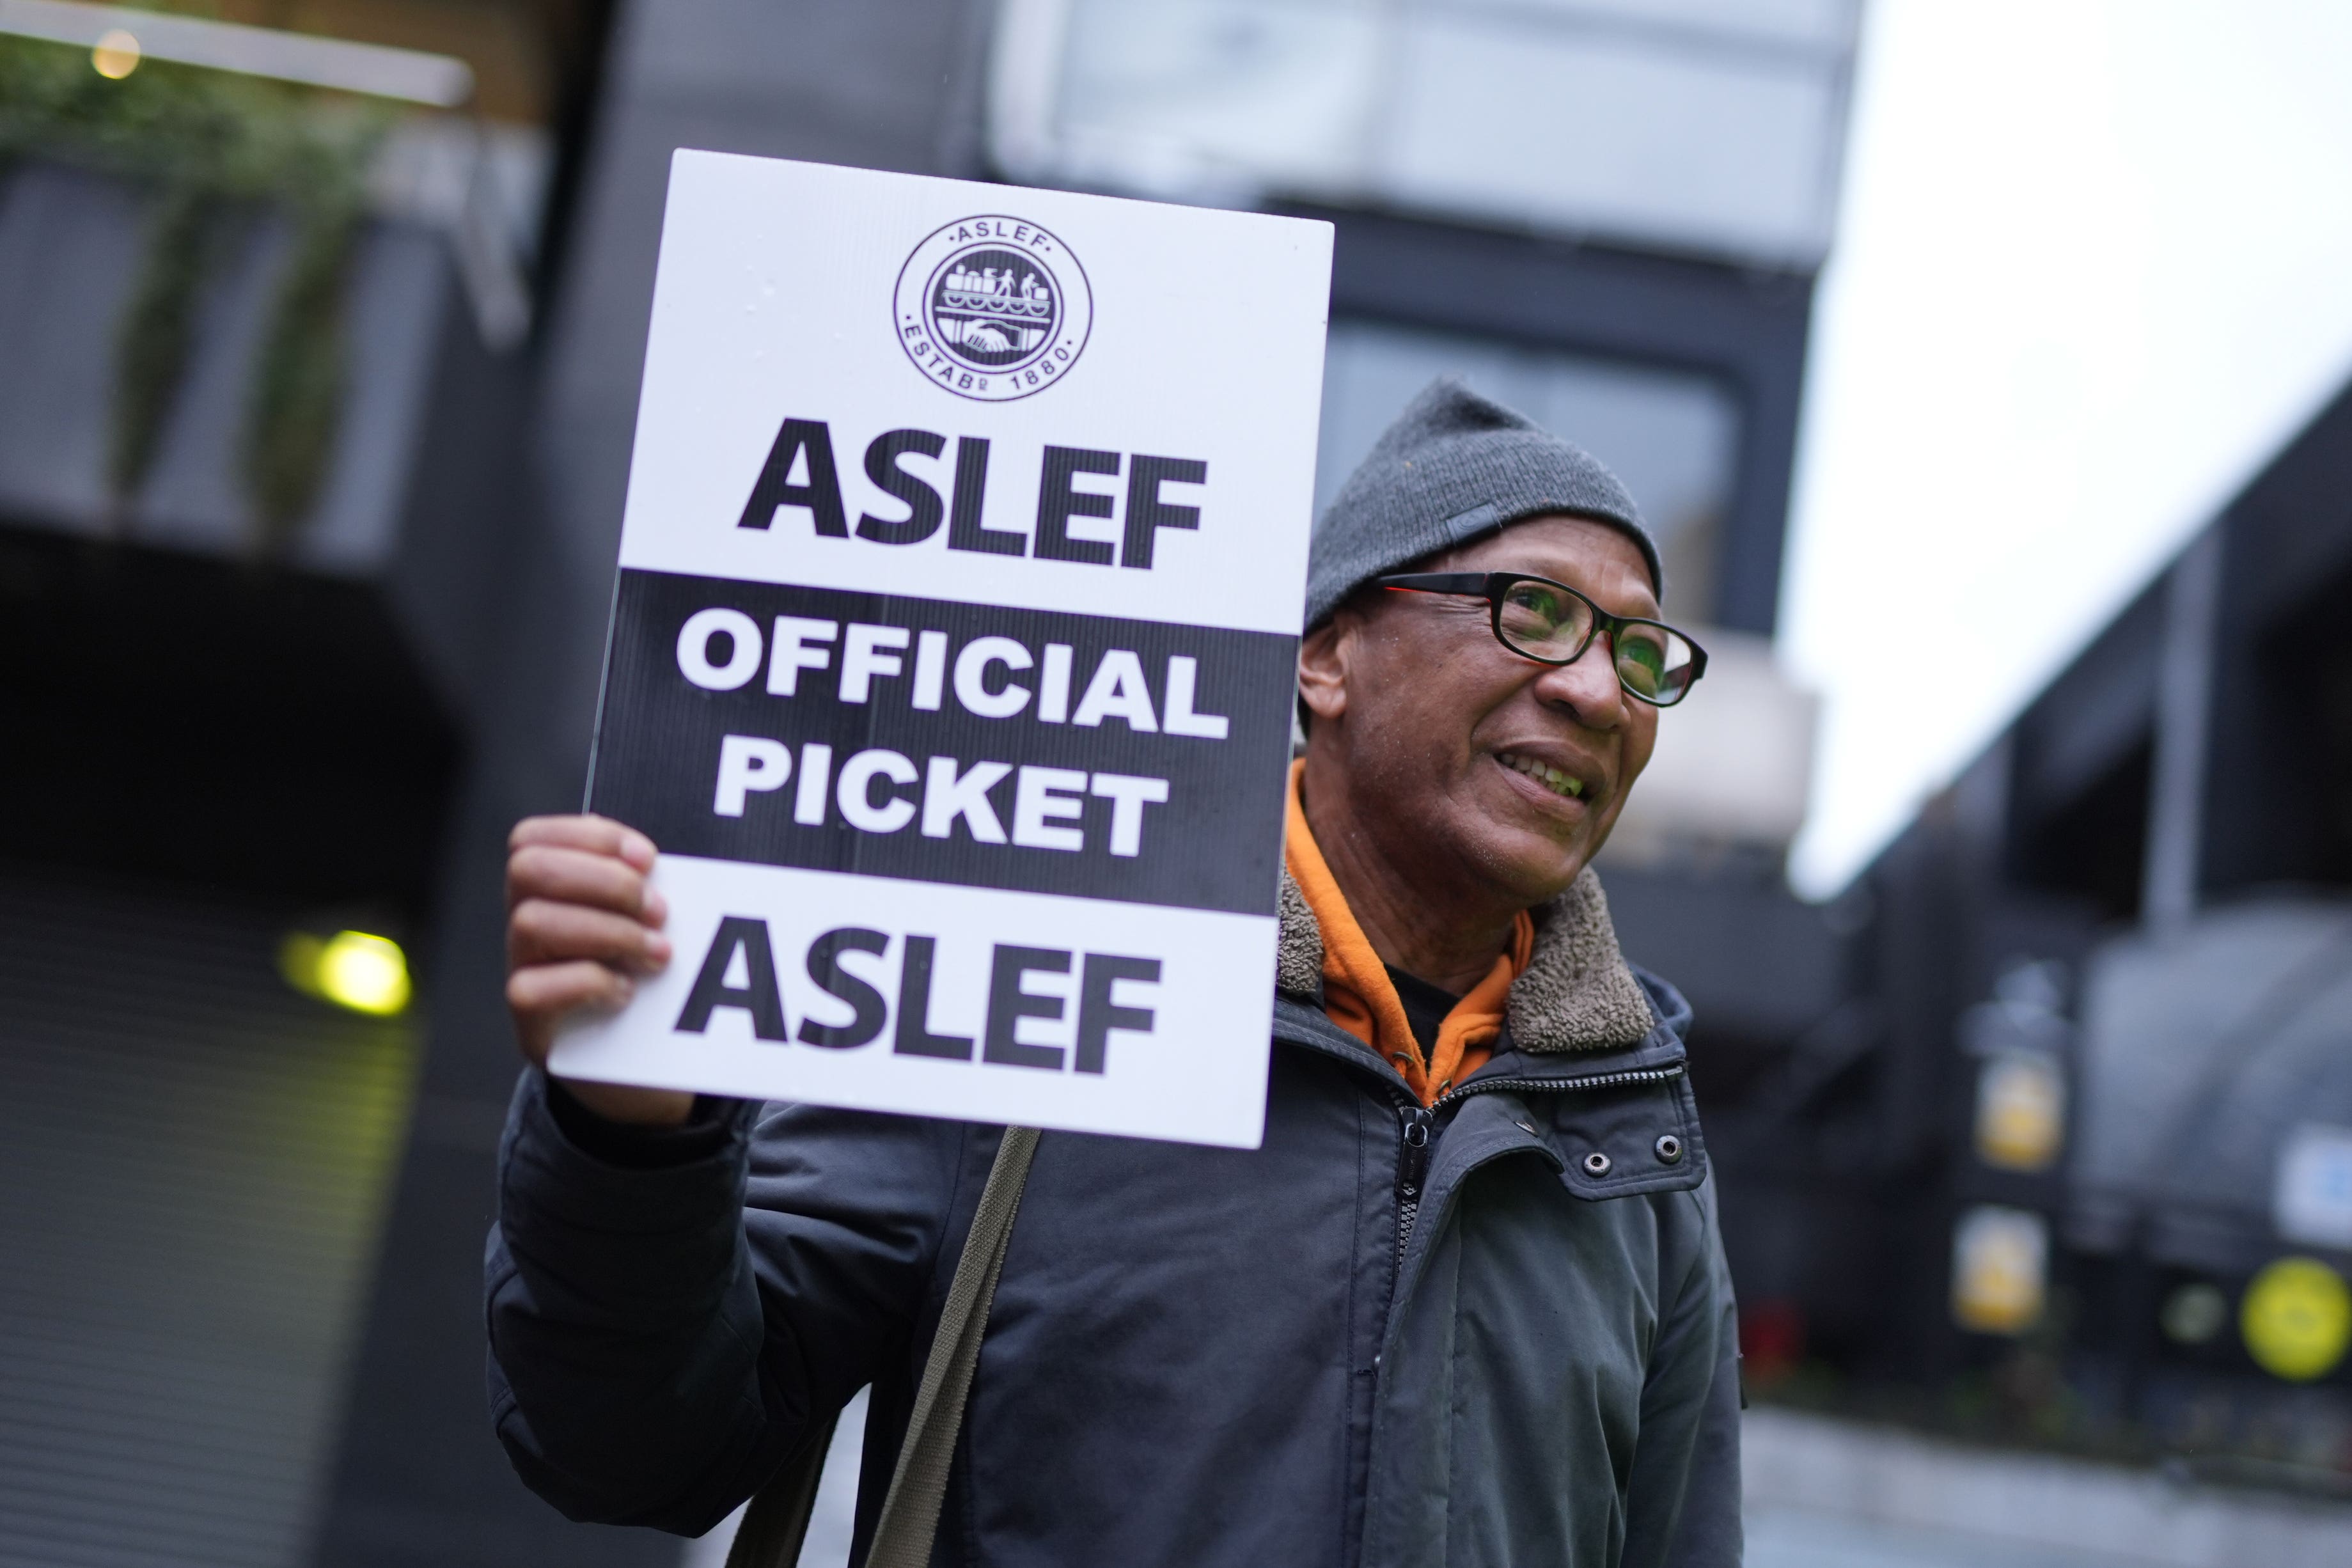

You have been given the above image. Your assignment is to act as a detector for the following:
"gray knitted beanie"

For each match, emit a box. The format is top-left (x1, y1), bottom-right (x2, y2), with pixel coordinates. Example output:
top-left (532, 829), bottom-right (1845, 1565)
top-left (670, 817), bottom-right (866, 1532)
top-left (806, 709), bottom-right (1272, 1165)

top-left (1304, 377), bottom-right (1659, 630)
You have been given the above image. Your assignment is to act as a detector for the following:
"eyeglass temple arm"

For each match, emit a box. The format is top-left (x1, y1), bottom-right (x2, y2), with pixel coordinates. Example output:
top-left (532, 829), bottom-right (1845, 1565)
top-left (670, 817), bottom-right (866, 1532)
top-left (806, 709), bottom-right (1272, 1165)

top-left (1376, 573), bottom-right (1495, 595)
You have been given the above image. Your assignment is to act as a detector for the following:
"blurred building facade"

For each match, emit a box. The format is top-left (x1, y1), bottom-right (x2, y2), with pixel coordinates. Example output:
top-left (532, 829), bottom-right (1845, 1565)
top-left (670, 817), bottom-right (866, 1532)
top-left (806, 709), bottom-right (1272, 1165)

top-left (1741, 377), bottom-right (2352, 1490)
top-left (0, 2), bottom-right (1920, 1564)
top-left (1, 4), bottom-right (602, 1564)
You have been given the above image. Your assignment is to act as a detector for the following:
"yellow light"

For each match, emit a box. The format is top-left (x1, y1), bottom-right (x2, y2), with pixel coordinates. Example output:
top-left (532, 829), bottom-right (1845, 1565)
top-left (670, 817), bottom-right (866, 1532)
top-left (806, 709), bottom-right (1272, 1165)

top-left (281, 929), bottom-right (412, 1016)
top-left (2241, 1257), bottom-right (2351, 1382)
top-left (91, 27), bottom-right (141, 79)
top-left (1951, 1205), bottom-right (2047, 1335)
top-left (1974, 1051), bottom-right (2066, 1172)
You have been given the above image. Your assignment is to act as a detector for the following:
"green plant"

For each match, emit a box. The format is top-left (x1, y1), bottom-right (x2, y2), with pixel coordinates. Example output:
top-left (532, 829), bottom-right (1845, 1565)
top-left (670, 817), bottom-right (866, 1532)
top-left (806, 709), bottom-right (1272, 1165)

top-left (246, 187), bottom-right (362, 550)
top-left (1, 31), bottom-right (391, 549)
top-left (107, 187), bottom-right (213, 512)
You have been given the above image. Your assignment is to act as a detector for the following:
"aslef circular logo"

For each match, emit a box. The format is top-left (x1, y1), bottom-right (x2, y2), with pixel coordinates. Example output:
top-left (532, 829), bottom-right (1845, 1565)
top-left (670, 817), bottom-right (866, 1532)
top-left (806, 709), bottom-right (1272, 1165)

top-left (894, 216), bottom-right (1092, 402)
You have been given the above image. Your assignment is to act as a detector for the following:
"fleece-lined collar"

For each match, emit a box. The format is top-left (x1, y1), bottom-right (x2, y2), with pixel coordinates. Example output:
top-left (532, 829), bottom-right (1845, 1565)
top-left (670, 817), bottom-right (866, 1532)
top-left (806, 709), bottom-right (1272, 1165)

top-left (1283, 763), bottom-right (1534, 1104)
top-left (1275, 861), bottom-right (1658, 1056)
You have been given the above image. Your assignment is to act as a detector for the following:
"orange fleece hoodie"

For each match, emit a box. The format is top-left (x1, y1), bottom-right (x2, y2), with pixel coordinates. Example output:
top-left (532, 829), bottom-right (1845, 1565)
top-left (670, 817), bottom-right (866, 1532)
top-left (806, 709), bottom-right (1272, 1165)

top-left (1284, 761), bottom-right (1533, 1107)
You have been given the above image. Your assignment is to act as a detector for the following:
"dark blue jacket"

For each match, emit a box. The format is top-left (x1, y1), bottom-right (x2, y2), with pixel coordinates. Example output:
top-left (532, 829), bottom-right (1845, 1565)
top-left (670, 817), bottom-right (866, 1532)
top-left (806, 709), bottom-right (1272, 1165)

top-left (487, 870), bottom-right (1742, 1566)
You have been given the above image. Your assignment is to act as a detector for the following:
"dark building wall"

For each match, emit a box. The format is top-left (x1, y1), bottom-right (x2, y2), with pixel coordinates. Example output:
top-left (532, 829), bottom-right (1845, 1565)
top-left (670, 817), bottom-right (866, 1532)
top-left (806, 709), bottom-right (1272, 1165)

top-left (1992, 376), bottom-right (2352, 924)
top-left (313, 3), bottom-right (997, 1562)
top-left (0, 164), bottom-right (509, 930)
top-left (2199, 380), bottom-right (2352, 899)
top-left (0, 141), bottom-right (555, 1568)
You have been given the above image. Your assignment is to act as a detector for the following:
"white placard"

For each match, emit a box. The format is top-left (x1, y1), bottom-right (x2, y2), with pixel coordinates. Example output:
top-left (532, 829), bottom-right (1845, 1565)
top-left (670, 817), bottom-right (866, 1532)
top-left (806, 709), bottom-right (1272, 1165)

top-left (556, 858), bottom-right (1277, 1147)
top-left (549, 152), bottom-right (1331, 1149)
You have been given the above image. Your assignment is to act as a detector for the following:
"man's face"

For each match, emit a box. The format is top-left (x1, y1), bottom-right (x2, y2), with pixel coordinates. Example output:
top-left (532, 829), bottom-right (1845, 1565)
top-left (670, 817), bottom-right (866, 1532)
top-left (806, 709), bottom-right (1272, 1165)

top-left (1300, 514), bottom-right (1662, 906)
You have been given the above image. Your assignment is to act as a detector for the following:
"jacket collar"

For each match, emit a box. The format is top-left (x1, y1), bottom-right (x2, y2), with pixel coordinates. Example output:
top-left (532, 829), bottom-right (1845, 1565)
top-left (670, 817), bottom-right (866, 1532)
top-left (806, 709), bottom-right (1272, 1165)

top-left (1275, 865), bottom-right (1661, 1054)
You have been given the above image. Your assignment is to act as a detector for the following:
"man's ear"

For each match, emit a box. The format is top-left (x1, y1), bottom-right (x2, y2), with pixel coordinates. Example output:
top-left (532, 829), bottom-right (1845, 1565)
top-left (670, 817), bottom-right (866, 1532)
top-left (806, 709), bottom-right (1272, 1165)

top-left (1298, 616), bottom-right (1349, 725)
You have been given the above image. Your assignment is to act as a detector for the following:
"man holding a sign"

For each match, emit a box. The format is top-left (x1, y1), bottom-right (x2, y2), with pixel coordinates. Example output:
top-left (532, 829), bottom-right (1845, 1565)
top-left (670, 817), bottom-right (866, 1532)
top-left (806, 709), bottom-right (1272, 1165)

top-left (488, 154), bottom-right (1737, 1567)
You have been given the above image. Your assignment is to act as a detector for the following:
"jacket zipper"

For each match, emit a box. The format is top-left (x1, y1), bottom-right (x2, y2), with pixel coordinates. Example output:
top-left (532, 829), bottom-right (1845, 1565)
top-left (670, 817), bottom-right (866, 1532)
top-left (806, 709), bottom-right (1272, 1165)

top-left (1393, 1106), bottom-right (1432, 1273)
top-left (1433, 1064), bottom-right (1684, 1111)
top-left (1388, 1063), bottom-right (1685, 1267)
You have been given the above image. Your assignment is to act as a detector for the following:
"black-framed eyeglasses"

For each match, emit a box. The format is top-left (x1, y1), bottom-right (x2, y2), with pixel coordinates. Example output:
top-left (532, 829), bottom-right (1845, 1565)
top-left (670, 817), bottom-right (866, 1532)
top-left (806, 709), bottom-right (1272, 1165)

top-left (1375, 572), bottom-right (1709, 707)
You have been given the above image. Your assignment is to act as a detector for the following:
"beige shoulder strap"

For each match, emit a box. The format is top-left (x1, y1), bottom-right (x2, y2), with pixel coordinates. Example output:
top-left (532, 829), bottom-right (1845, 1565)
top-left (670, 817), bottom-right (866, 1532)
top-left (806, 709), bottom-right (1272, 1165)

top-left (726, 1125), bottom-right (1042, 1568)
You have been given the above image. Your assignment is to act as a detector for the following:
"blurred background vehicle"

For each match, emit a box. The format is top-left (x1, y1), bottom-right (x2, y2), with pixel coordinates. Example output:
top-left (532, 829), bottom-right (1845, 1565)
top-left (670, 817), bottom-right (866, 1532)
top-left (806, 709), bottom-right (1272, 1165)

top-left (1, 3), bottom-right (2347, 1565)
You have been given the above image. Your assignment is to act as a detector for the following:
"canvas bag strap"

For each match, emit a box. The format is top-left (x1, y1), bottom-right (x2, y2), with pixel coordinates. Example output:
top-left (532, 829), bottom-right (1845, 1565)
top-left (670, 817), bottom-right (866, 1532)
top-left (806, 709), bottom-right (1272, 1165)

top-left (725, 1124), bottom-right (1042, 1568)
top-left (723, 1410), bottom-right (839, 1568)
top-left (865, 1124), bottom-right (1041, 1568)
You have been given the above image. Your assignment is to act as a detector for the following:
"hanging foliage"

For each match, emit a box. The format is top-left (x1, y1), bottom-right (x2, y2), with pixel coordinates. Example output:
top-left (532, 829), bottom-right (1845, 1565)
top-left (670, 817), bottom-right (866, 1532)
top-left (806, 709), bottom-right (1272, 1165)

top-left (0, 33), bottom-right (389, 549)
top-left (246, 185), bottom-right (363, 551)
top-left (107, 187), bottom-right (214, 513)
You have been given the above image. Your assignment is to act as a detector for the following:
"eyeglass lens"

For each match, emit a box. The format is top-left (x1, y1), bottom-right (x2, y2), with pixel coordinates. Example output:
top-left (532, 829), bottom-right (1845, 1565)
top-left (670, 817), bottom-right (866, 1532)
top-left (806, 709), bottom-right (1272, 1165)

top-left (1494, 579), bottom-right (1699, 703)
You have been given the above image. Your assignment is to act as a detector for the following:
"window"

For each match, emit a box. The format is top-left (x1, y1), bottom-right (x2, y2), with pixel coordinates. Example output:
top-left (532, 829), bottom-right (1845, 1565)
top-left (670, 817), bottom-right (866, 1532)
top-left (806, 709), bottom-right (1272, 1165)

top-left (1315, 319), bottom-right (1739, 619)
top-left (996, 0), bottom-right (1858, 267)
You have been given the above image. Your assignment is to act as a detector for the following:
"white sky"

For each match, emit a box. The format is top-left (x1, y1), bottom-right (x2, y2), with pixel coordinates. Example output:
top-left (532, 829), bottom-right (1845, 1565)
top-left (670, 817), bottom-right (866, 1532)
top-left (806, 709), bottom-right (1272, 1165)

top-left (1781, 0), bottom-right (2352, 897)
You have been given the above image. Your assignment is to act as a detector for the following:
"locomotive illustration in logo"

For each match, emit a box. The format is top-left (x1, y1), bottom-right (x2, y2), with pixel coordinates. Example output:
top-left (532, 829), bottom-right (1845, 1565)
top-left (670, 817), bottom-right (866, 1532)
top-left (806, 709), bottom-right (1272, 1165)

top-left (894, 216), bottom-right (1092, 402)
top-left (931, 250), bottom-right (1053, 359)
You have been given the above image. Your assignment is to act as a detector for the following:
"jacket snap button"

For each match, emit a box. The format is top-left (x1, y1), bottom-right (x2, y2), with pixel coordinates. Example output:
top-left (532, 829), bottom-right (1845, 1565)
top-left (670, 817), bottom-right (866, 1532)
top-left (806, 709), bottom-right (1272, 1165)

top-left (1581, 1151), bottom-right (1612, 1177)
top-left (1654, 1134), bottom-right (1684, 1164)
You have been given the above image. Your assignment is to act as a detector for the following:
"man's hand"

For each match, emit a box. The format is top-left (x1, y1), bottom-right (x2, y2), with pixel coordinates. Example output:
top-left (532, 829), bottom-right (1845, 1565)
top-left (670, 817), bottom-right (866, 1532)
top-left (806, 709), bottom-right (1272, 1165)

top-left (505, 814), bottom-right (694, 1127)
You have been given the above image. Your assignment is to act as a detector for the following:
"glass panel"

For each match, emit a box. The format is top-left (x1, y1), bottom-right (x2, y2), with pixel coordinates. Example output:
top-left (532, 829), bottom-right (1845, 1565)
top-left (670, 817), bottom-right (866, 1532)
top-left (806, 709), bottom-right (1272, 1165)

top-left (1419, 0), bottom-right (1858, 51)
top-left (1315, 318), bottom-right (1741, 620)
top-left (1054, 0), bottom-right (1383, 195)
top-left (1017, 0), bottom-right (1855, 263)
top-left (1384, 10), bottom-right (1842, 263)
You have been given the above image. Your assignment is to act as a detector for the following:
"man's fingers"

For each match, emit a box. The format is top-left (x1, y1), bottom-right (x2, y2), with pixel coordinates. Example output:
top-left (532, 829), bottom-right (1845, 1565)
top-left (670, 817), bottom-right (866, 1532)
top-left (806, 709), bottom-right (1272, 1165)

top-left (506, 843), bottom-right (668, 923)
top-left (510, 813), bottom-right (658, 871)
top-left (508, 959), bottom-right (636, 1026)
top-left (501, 817), bottom-right (668, 1076)
top-left (510, 898), bottom-right (673, 973)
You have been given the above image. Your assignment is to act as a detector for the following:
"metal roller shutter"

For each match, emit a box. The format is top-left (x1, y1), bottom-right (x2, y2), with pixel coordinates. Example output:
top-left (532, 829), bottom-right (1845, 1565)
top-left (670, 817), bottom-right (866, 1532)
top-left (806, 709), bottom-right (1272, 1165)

top-left (0, 874), bottom-right (418, 1568)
